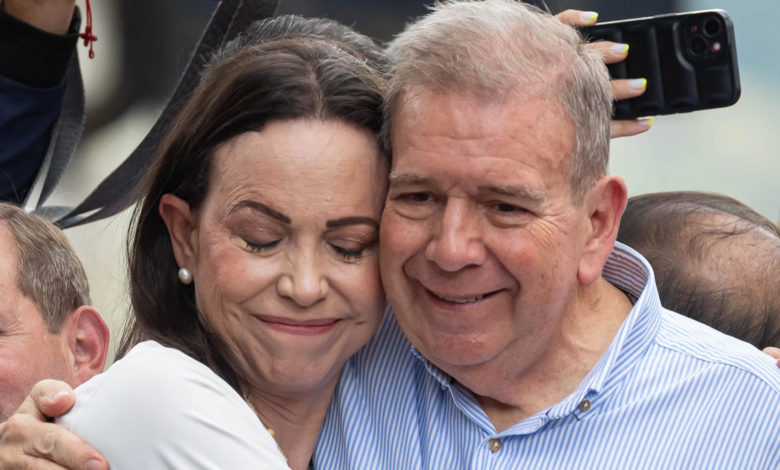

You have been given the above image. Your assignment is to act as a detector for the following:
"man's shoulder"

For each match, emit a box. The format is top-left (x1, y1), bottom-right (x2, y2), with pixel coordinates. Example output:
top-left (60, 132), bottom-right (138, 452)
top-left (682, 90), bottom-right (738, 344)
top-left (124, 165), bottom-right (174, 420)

top-left (651, 309), bottom-right (780, 395)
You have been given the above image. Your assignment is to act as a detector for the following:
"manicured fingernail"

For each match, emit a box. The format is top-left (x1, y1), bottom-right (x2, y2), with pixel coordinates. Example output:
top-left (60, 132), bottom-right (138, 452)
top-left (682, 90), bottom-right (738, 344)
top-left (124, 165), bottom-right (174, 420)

top-left (612, 43), bottom-right (629, 54)
top-left (638, 117), bottom-right (654, 128)
top-left (86, 459), bottom-right (103, 470)
top-left (581, 11), bottom-right (598, 23)
top-left (629, 78), bottom-right (647, 90)
top-left (45, 391), bottom-right (69, 404)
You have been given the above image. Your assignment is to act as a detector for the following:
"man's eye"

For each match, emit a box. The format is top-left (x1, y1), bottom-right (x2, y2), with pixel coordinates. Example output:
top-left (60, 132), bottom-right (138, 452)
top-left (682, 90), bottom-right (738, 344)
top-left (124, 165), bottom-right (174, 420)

top-left (245, 239), bottom-right (281, 253)
top-left (495, 203), bottom-right (524, 213)
top-left (400, 192), bottom-right (431, 203)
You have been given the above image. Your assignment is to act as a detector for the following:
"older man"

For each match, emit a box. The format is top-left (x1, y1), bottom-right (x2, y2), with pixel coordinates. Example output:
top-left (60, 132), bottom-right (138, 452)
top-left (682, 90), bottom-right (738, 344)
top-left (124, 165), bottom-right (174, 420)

top-left (0, 202), bottom-right (108, 422)
top-left (315, 1), bottom-right (780, 468)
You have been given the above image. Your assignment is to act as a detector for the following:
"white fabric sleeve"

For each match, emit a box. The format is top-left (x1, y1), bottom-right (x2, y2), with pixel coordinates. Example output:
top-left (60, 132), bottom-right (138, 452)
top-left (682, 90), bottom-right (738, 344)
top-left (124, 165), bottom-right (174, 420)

top-left (57, 341), bottom-right (291, 470)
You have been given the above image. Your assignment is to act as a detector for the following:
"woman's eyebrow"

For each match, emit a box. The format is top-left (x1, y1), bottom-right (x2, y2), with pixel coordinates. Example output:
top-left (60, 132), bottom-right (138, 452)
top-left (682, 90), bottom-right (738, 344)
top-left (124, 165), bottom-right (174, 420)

top-left (228, 200), bottom-right (291, 224)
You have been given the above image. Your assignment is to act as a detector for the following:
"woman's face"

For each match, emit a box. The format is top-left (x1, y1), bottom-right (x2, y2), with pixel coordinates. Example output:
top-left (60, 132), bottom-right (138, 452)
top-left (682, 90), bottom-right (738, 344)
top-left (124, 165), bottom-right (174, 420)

top-left (172, 119), bottom-right (387, 397)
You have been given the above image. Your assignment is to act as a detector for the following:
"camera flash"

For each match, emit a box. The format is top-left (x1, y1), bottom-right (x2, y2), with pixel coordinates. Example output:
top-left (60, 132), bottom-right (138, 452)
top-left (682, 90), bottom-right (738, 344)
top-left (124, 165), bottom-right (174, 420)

top-left (711, 41), bottom-right (722, 53)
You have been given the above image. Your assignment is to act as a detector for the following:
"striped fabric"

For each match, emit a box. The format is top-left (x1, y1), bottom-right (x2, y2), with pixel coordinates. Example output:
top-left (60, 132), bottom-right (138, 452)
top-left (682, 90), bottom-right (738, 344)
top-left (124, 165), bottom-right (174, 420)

top-left (315, 243), bottom-right (780, 469)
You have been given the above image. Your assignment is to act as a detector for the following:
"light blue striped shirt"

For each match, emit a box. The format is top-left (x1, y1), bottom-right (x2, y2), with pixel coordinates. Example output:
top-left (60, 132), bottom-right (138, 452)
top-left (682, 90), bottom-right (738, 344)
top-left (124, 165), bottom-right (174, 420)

top-left (315, 243), bottom-right (780, 469)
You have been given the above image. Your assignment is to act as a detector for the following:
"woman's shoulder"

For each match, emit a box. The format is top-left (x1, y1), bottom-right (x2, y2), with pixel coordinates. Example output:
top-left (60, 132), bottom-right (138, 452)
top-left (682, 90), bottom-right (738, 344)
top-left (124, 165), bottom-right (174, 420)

top-left (72, 340), bottom-right (242, 408)
top-left (59, 341), bottom-right (290, 470)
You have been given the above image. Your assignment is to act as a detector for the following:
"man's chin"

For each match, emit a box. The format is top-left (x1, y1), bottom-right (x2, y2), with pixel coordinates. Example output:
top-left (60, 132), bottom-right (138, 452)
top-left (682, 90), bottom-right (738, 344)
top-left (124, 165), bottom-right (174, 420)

top-left (417, 336), bottom-right (500, 371)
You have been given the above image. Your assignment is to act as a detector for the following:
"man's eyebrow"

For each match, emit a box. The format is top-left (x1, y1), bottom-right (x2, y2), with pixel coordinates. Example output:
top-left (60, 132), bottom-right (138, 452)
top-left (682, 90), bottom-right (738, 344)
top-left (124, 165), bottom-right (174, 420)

top-left (388, 172), bottom-right (433, 186)
top-left (478, 184), bottom-right (545, 203)
top-left (326, 217), bottom-right (379, 229)
top-left (229, 201), bottom-right (291, 224)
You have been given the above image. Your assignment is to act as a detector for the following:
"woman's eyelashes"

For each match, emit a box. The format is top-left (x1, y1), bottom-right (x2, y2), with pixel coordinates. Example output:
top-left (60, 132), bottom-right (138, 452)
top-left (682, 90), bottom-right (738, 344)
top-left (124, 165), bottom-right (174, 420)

top-left (244, 238), bottom-right (281, 253)
top-left (329, 243), bottom-right (370, 261)
top-left (240, 235), bottom-right (376, 261)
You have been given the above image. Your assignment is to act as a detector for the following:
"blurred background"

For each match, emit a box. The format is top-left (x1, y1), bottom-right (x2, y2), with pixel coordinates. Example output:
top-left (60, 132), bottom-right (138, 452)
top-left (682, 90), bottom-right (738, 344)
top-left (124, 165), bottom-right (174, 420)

top-left (52, 0), bottom-right (779, 357)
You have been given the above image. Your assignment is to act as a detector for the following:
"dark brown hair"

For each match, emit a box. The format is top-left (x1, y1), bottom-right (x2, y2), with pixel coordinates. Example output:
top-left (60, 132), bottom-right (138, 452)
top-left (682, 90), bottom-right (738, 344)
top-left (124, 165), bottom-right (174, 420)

top-left (0, 202), bottom-right (91, 332)
top-left (118, 16), bottom-right (388, 391)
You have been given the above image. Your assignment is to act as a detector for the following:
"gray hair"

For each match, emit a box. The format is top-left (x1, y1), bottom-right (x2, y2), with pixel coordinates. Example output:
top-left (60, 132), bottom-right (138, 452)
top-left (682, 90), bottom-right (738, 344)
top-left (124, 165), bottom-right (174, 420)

top-left (0, 203), bottom-right (91, 332)
top-left (383, 0), bottom-right (612, 202)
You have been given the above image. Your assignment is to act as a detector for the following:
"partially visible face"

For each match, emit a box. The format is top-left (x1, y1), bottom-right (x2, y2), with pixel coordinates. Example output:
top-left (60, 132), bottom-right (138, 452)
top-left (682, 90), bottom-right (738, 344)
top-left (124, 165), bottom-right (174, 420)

top-left (380, 89), bottom-right (593, 377)
top-left (0, 224), bottom-right (74, 422)
top-left (188, 119), bottom-right (387, 397)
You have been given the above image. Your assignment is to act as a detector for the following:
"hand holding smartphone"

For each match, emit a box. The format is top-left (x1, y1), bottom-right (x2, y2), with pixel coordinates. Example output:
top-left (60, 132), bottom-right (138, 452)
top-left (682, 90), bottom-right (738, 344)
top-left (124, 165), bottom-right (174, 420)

top-left (582, 10), bottom-right (741, 119)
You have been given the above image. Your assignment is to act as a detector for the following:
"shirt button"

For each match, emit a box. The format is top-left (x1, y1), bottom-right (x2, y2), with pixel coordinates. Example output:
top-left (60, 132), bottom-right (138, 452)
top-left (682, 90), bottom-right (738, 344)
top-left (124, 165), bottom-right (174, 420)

top-left (578, 399), bottom-right (592, 412)
top-left (488, 438), bottom-right (502, 452)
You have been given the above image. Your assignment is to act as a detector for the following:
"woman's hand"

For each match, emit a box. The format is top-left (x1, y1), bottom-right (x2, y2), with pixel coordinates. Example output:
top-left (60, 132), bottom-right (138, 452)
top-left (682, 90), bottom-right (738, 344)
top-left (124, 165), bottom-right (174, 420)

top-left (556, 9), bottom-right (653, 138)
top-left (0, 380), bottom-right (108, 470)
top-left (1, 0), bottom-right (78, 35)
top-left (764, 347), bottom-right (780, 368)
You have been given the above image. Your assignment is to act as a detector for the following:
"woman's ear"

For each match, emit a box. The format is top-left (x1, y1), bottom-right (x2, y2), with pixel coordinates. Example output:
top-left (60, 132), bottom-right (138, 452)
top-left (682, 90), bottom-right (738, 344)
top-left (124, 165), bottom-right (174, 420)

top-left (159, 194), bottom-right (199, 270)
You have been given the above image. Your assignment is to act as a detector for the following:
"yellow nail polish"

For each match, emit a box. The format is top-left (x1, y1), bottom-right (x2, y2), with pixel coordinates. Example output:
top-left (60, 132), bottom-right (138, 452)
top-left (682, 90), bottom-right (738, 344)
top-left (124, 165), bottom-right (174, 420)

top-left (639, 117), bottom-right (654, 128)
top-left (629, 78), bottom-right (647, 90)
top-left (581, 11), bottom-right (599, 23)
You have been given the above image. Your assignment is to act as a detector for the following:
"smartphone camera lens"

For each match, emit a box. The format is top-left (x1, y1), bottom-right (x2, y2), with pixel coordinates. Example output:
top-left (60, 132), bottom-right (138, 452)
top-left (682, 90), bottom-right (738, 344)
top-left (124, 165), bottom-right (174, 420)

top-left (690, 36), bottom-right (707, 55)
top-left (703, 18), bottom-right (721, 36)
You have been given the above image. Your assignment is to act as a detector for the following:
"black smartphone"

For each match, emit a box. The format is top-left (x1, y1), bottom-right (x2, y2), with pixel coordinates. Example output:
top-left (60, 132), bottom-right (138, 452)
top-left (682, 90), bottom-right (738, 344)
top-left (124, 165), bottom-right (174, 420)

top-left (581, 9), bottom-right (741, 119)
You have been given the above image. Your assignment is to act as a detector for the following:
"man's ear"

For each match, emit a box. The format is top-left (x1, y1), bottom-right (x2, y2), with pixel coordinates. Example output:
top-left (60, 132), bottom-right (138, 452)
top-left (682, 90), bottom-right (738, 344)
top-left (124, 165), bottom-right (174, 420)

top-left (62, 306), bottom-right (110, 384)
top-left (577, 175), bottom-right (628, 286)
top-left (159, 194), bottom-right (199, 270)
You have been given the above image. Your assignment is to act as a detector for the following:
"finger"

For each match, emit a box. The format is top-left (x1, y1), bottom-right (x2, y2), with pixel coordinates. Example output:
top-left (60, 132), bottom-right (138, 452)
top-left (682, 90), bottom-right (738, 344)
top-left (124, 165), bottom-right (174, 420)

top-left (1, 416), bottom-right (108, 470)
top-left (556, 9), bottom-right (599, 27)
top-left (612, 77), bottom-right (647, 102)
top-left (23, 379), bottom-right (77, 419)
top-left (584, 40), bottom-right (630, 64)
top-left (611, 118), bottom-right (653, 139)
top-left (763, 346), bottom-right (780, 360)
top-left (0, 456), bottom-right (73, 470)
top-left (28, 423), bottom-right (108, 470)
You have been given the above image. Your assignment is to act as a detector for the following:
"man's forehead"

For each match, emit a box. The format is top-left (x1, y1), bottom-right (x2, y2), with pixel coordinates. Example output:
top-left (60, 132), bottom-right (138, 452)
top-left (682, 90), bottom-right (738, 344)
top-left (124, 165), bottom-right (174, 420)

top-left (0, 223), bottom-right (19, 268)
top-left (390, 87), bottom-right (575, 179)
top-left (393, 87), bottom-right (570, 139)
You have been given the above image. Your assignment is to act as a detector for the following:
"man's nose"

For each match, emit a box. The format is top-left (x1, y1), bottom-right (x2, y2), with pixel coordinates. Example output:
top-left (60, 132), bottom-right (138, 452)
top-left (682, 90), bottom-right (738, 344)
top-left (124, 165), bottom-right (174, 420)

top-left (424, 198), bottom-right (487, 271)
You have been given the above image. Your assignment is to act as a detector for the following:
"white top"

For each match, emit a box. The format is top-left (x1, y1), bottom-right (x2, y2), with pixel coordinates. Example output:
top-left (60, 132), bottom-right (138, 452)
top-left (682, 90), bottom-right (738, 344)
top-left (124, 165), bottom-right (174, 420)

top-left (58, 341), bottom-right (291, 470)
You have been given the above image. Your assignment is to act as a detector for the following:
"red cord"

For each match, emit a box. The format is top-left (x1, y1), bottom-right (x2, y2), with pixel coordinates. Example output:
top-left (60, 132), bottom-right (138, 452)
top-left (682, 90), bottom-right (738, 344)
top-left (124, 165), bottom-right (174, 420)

top-left (78, 0), bottom-right (97, 58)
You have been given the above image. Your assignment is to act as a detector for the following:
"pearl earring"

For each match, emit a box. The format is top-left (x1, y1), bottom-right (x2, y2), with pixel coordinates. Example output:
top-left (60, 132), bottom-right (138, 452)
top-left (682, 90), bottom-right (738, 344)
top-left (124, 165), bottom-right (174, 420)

top-left (178, 267), bottom-right (193, 285)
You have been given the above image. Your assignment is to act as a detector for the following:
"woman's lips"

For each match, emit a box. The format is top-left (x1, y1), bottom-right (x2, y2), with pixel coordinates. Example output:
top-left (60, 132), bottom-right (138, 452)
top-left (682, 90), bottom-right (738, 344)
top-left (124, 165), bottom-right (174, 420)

top-left (254, 315), bottom-right (341, 335)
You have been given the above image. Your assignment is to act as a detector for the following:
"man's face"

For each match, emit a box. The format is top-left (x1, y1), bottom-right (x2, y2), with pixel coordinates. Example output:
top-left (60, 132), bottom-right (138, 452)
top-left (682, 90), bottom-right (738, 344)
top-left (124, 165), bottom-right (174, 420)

top-left (380, 89), bottom-right (593, 378)
top-left (0, 224), bottom-right (74, 422)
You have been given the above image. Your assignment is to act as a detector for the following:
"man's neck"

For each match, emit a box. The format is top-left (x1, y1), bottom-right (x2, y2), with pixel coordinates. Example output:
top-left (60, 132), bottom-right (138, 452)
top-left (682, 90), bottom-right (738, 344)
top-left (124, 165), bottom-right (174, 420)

top-left (454, 278), bottom-right (633, 432)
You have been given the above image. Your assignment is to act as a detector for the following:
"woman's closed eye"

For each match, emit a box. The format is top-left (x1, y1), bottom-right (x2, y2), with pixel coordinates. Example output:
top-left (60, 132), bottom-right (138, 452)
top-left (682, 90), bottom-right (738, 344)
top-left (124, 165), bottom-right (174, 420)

top-left (330, 244), bottom-right (365, 260)
top-left (245, 239), bottom-right (281, 253)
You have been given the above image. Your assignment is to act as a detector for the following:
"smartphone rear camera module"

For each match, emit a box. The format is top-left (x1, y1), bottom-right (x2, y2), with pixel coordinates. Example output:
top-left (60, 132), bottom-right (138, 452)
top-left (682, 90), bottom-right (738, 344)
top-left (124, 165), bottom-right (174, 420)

top-left (703, 18), bottom-right (721, 37)
top-left (690, 36), bottom-right (707, 56)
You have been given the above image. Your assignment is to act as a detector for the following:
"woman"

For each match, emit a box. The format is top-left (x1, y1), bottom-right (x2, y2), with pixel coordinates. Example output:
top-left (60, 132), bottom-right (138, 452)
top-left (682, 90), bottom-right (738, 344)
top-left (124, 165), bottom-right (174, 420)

top-left (45, 15), bottom-right (388, 470)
